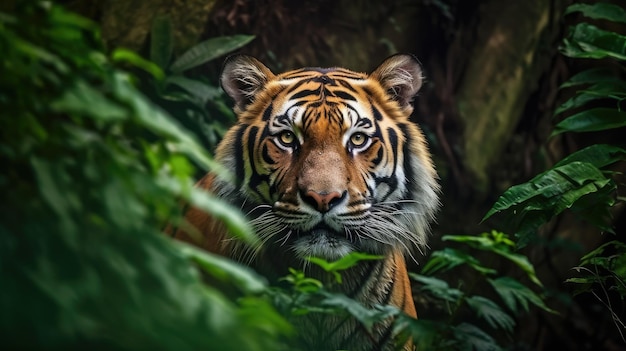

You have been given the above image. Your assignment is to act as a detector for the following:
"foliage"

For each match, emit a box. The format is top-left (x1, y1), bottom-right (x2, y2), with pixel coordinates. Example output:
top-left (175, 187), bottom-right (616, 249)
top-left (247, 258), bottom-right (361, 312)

top-left (257, 253), bottom-right (404, 349)
top-left (405, 231), bottom-right (552, 350)
top-left (484, 1), bottom-right (626, 342)
top-left (566, 240), bottom-right (626, 340)
top-left (143, 15), bottom-right (254, 156)
top-left (0, 2), bottom-right (288, 350)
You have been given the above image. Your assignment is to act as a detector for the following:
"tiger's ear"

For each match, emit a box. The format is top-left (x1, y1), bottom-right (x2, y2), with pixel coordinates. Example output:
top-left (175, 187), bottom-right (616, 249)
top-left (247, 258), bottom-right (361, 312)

top-left (369, 54), bottom-right (424, 109)
top-left (221, 55), bottom-right (275, 110)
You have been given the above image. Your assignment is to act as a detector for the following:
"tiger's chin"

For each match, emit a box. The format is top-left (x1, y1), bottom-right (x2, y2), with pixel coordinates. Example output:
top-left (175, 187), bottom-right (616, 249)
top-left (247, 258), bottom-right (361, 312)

top-left (291, 226), bottom-right (382, 261)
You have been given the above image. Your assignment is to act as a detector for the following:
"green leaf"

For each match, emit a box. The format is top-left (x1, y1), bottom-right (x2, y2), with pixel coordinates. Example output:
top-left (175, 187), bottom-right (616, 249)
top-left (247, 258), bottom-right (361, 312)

top-left (453, 323), bottom-right (503, 351)
top-left (164, 75), bottom-right (222, 103)
top-left (484, 161), bottom-right (611, 220)
top-left (150, 15), bottom-right (173, 70)
top-left (559, 67), bottom-right (622, 89)
top-left (488, 277), bottom-right (555, 314)
top-left (410, 274), bottom-right (464, 303)
top-left (554, 144), bottom-right (626, 169)
top-left (307, 252), bottom-right (383, 272)
top-left (421, 247), bottom-right (497, 276)
top-left (465, 296), bottom-right (516, 332)
top-left (554, 81), bottom-right (626, 115)
top-left (50, 79), bottom-right (128, 121)
top-left (442, 233), bottom-right (543, 287)
top-left (112, 48), bottom-right (164, 80)
top-left (552, 108), bottom-right (626, 135)
top-left (565, 3), bottom-right (626, 24)
top-left (579, 240), bottom-right (626, 268)
top-left (186, 187), bottom-right (258, 246)
top-left (561, 23), bottom-right (626, 61)
top-left (110, 72), bottom-right (228, 176)
top-left (319, 291), bottom-right (399, 332)
top-left (176, 242), bottom-right (267, 294)
top-left (170, 35), bottom-right (255, 73)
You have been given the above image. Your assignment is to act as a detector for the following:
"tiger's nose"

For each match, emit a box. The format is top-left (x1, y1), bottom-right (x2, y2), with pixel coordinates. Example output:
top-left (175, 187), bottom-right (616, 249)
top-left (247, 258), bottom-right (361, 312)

top-left (302, 190), bottom-right (346, 213)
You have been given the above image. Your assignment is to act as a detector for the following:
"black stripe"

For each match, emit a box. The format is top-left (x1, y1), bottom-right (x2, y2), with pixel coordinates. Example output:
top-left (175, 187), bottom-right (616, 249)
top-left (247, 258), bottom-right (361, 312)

top-left (291, 87), bottom-right (321, 100)
top-left (334, 90), bottom-right (357, 101)
top-left (246, 127), bottom-right (270, 200)
top-left (372, 146), bottom-right (383, 166)
top-left (337, 79), bottom-right (359, 92)
top-left (285, 78), bottom-right (310, 94)
top-left (398, 123), bottom-right (415, 198)
top-left (262, 103), bottom-right (273, 121)
top-left (233, 124), bottom-right (248, 186)
top-left (261, 143), bottom-right (275, 165)
top-left (372, 105), bottom-right (384, 121)
top-left (330, 73), bottom-right (366, 80)
top-left (387, 127), bottom-right (399, 173)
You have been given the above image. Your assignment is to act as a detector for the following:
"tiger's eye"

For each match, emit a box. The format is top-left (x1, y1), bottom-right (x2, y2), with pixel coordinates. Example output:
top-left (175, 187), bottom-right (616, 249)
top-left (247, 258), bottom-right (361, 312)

top-left (279, 131), bottom-right (295, 145)
top-left (350, 133), bottom-right (368, 147)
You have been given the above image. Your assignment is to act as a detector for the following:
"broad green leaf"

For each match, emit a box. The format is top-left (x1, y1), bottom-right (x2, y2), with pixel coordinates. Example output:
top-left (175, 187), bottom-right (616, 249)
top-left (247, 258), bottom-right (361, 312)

top-left (559, 67), bottom-right (622, 89)
top-left (112, 48), bottom-right (164, 80)
top-left (488, 277), bottom-right (555, 314)
top-left (555, 144), bottom-right (626, 169)
top-left (570, 182), bottom-right (616, 233)
top-left (186, 187), bottom-right (257, 246)
top-left (170, 35), bottom-right (255, 73)
top-left (150, 15), bottom-right (173, 70)
top-left (465, 296), bottom-right (515, 332)
top-left (552, 108), bottom-right (626, 135)
top-left (565, 3), bottom-right (626, 24)
top-left (421, 247), bottom-right (497, 276)
top-left (561, 23), bottom-right (626, 61)
top-left (176, 242), bottom-right (267, 294)
top-left (554, 81), bottom-right (626, 115)
top-left (485, 161), bottom-right (610, 219)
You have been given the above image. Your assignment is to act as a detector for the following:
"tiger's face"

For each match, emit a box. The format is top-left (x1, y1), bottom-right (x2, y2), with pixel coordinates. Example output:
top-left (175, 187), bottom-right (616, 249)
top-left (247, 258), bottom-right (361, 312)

top-left (216, 54), bottom-right (439, 263)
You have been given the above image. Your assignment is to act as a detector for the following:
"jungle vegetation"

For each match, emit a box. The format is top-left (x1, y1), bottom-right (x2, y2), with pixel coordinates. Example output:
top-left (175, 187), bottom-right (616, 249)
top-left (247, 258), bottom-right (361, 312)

top-left (1, 0), bottom-right (624, 350)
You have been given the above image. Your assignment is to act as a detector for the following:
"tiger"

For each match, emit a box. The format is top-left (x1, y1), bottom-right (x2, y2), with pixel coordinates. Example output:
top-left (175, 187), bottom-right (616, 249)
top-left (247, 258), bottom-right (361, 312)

top-left (171, 54), bottom-right (440, 351)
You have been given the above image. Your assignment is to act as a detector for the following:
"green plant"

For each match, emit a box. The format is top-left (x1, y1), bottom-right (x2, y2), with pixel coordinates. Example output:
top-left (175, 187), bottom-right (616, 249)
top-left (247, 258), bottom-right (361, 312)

top-left (145, 15), bottom-right (254, 155)
top-left (268, 253), bottom-right (407, 350)
top-left (405, 231), bottom-right (553, 350)
top-left (484, 1), bottom-right (626, 343)
top-left (0, 2), bottom-right (288, 350)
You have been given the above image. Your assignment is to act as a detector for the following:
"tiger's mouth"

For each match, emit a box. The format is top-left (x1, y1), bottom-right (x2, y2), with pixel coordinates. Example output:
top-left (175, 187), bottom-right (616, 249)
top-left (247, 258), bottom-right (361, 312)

top-left (305, 223), bottom-right (343, 238)
top-left (292, 223), bottom-right (354, 260)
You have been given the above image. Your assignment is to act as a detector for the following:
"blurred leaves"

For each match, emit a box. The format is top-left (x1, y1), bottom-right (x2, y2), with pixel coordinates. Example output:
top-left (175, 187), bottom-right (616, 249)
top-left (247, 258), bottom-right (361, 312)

top-left (0, 2), bottom-right (287, 350)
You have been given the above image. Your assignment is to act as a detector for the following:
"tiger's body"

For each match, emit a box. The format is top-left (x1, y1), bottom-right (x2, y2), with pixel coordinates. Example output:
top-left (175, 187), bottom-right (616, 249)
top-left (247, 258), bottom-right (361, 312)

top-left (173, 54), bottom-right (439, 350)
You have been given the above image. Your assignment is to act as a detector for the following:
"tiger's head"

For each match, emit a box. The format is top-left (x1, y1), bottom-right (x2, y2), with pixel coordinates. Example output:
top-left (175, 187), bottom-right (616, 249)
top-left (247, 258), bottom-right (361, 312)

top-left (214, 54), bottom-right (439, 264)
